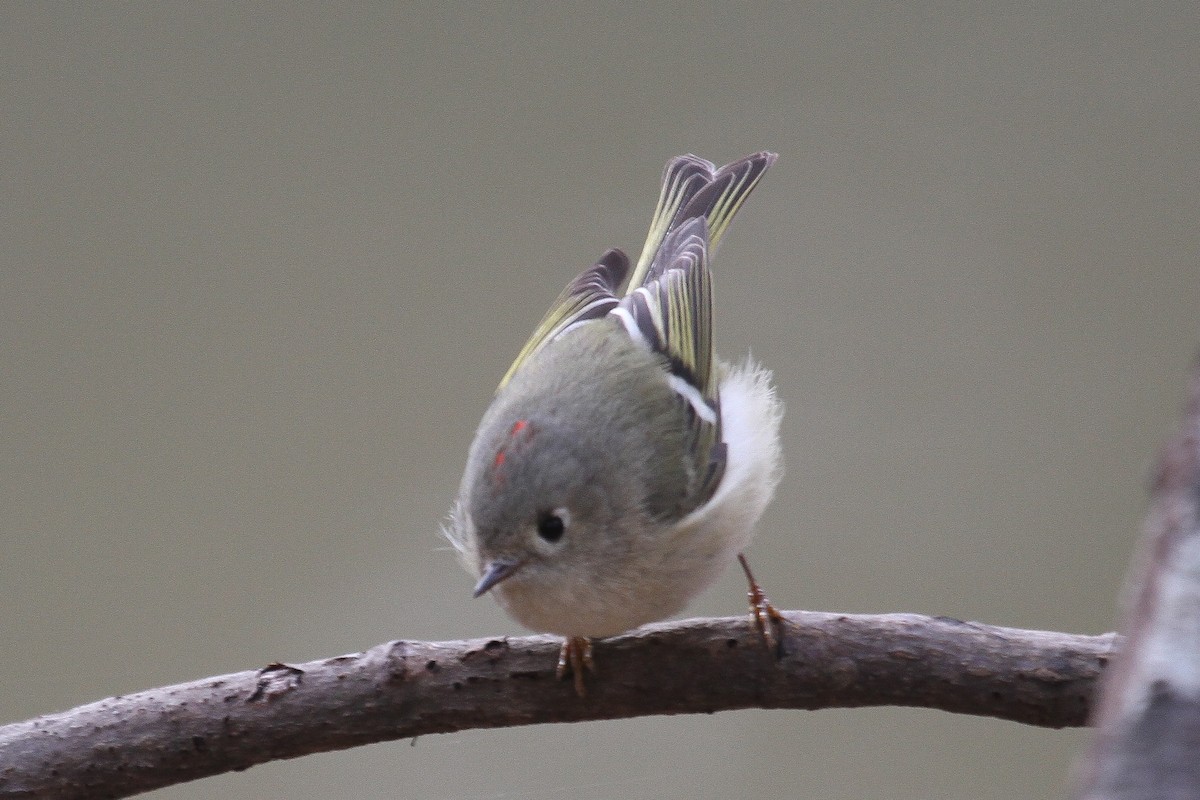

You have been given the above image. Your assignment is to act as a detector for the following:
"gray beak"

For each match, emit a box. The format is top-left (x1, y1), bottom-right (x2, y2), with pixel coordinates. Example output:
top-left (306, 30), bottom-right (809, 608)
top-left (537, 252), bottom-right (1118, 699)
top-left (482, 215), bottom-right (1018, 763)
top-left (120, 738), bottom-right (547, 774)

top-left (472, 558), bottom-right (523, 598)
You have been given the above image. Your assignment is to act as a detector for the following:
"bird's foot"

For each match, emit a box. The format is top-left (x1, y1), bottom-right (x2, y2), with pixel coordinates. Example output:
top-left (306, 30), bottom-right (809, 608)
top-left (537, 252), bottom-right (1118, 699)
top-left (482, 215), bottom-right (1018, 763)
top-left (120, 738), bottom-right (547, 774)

top-left (556, 636), bottom-right (595, 697)
top-left (738, 553), bottom-right (785, 656)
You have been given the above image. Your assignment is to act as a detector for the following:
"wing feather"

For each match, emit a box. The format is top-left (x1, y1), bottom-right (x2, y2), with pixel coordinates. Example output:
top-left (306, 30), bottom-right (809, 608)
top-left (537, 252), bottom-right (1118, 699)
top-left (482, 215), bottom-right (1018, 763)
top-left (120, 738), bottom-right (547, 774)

top-left (495, 152), bottom-right (776, 504)
top-left (497, 248), bottom-right (630, 390)
top-left (616, 218), bottom-right (725, 509)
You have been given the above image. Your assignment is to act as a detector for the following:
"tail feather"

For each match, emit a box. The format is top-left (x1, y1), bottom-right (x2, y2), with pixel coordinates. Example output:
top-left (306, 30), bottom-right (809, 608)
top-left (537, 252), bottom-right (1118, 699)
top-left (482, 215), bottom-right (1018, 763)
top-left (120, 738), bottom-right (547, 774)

top-left (629, 155), bottom-right (716, 289)
top-left (629, 151), bottom-right (777, 292)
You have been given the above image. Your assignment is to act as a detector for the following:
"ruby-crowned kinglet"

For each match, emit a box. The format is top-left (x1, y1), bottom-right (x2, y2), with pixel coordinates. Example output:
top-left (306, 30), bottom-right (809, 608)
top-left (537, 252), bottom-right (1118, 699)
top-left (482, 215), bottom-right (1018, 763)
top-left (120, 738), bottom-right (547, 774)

top-left (445, 153), bottom-right (783, 694)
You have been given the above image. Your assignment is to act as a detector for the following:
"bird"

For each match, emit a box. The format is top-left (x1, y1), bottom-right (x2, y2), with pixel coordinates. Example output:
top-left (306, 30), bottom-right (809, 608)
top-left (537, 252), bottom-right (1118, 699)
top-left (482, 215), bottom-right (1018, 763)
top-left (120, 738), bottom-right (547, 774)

top-left (444, 152), bottom-right (784, 695)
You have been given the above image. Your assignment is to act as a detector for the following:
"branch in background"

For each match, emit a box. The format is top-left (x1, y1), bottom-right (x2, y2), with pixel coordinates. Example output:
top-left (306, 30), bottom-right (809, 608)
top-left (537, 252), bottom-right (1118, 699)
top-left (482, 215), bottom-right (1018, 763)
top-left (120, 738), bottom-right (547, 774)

top-left (1076, 356), bottom-right (1200, 799)
top-left (0, 612), bottom-right (1115, 799)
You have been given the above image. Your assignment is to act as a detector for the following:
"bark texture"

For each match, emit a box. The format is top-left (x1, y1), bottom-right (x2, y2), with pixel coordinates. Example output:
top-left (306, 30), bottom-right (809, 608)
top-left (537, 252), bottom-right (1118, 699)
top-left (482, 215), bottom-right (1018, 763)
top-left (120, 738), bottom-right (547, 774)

top-left (1076, 356), bottom-right (1200, 799)
top-left (0, 611), bottom-right (1116, 799)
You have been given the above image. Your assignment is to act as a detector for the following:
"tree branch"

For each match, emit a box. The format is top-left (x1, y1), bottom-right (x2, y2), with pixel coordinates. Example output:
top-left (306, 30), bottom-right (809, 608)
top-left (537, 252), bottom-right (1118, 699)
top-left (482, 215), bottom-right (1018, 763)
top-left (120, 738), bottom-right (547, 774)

top-left (1075, 354), bottom-right (1200, 798)
top-left (0, 612), bottom-right (1115, 799)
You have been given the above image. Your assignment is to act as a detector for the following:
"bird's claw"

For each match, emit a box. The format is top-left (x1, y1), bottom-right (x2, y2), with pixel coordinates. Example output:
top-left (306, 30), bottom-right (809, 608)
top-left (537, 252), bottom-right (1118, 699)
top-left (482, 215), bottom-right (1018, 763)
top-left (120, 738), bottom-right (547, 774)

top-left (739, 553), bottom-right (785, 656)
top-left (556, 636), bottom-right (595, 697)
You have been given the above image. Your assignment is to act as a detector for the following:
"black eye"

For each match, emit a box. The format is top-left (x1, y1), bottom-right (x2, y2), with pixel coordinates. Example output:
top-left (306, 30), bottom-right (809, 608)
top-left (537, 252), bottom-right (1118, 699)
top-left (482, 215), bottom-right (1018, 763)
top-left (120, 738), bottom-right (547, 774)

top-left (536, 509), bottom-right (567, 543)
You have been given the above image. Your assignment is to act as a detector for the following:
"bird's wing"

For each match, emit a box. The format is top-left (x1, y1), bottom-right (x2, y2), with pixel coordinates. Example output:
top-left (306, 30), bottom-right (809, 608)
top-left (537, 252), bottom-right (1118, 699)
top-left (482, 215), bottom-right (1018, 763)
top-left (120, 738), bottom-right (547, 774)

top-left (496, 248), bottom-right (629, 391)
top-left (615, 217), bottom-right (726, 510)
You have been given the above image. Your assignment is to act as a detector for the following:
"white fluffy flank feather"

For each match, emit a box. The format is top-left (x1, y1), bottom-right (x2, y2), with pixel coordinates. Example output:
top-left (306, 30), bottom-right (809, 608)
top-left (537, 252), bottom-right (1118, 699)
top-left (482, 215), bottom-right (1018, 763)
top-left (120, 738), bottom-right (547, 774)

top-left (675, 356), bottom-right (784, 558)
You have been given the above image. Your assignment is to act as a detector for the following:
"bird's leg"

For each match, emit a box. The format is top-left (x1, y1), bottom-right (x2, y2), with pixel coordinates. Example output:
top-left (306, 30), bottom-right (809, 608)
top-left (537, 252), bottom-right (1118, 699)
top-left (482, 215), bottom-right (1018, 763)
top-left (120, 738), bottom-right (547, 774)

top-left (556, 636), bottom-right (595, 697)
top-left (738, 553), bottom-right (785, 655)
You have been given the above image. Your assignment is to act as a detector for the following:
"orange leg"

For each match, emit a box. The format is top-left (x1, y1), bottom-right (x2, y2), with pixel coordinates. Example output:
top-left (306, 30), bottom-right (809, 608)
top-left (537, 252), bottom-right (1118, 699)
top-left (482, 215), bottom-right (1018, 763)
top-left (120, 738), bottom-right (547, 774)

top-left (738, 553), bottom-right (785, 655)
top-left (556, 636), bottom-right (595, 697)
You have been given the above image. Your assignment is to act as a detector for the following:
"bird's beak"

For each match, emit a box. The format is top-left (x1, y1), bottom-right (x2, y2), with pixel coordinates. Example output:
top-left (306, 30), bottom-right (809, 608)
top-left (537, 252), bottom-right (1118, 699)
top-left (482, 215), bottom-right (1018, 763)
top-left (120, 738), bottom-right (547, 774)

top-left (472, 558), bottom-right (523, 598)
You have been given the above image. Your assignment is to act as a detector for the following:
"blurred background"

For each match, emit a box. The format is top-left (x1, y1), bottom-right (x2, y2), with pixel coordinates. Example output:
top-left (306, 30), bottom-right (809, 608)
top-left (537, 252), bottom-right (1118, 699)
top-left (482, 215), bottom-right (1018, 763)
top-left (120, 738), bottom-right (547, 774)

top-left (3, 4), bottom-right (1197, 798)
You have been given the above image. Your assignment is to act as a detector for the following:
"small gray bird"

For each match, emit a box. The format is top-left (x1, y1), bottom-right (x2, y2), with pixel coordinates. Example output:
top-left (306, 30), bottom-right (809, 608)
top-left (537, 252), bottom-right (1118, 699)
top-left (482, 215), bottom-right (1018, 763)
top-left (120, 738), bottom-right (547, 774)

top-left (445, 153), bottom-right (784, 694)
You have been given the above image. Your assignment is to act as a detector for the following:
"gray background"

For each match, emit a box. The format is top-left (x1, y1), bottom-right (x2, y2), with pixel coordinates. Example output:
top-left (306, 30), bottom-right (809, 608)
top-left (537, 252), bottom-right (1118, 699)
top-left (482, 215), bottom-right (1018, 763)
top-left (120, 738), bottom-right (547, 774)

top-left (3, 4), bottom-right (1197, 798)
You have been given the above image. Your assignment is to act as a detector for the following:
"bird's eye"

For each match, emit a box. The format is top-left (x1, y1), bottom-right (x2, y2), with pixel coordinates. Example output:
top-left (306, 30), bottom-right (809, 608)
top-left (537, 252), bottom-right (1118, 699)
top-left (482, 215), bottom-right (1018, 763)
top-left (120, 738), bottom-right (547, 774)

top-left (536, 509), bottom-right (568, 543)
